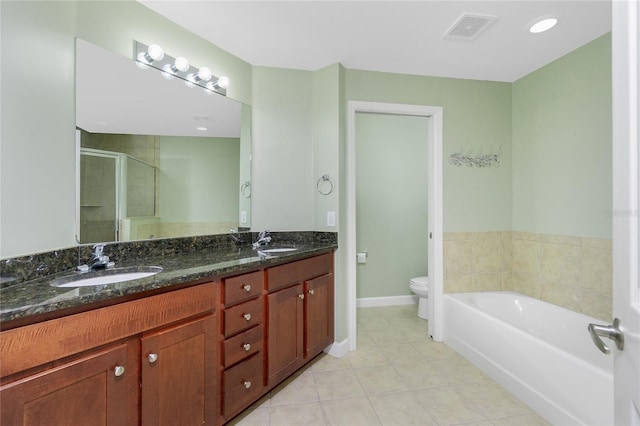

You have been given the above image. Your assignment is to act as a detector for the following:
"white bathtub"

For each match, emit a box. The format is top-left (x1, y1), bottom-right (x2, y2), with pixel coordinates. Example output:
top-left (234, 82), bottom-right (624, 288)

top-left (443, 292), bottom-right (613, 426)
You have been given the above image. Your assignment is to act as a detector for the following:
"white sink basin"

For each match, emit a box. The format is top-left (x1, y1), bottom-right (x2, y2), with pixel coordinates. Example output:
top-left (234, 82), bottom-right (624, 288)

top-left (52, 266), bottom-right (162, 287)
top-left (259, 248), bottom-right (298, 254)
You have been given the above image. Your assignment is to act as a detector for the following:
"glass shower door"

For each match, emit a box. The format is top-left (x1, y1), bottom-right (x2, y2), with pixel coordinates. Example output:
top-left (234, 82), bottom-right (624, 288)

top-left (79, 150), bottom-right (119, 243)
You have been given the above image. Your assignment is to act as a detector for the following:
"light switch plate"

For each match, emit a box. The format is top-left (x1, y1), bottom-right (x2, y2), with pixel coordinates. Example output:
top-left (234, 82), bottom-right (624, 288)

top-left (327, 211), bottom-right (336, 227)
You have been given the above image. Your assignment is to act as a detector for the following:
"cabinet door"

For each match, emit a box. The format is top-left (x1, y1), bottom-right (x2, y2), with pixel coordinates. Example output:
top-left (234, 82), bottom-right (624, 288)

top-left (0, 342), bottom-right (137, 426)
top-left (267, 284), bottom-right (303, 387)
top-left (305, 273), bottom-right (335, 358)
top-left (141, 315), bottom-right (216, 426)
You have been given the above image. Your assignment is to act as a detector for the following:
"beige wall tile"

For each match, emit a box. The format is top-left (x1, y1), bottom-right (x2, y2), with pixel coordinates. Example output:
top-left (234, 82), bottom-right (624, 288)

top-left (512, 239), bottom-right (540, 274)
top-left (540, 243), bottom-right (581, 287)
top-left (444, 273), bottom-right (473, 293)
top-left (444, 240), bottom-right (473, 274)
top-left (512, 231), bottom-right (541, 241)
top-left (582, 290), bottom-right (613, 322)
top-left (474, 274), bottom-right (502, 292)
top-left (581, 247), bottom-right (613, 293)
top-left (540, 234), bottom-right (581, 246)
top-left (581, 237), bottom-right (612, 250)
top-left (540, 281), bottom-right (581, 312)
top-left (473, 231), bottom-right (503, 240)
top-left (473, 239), bottom-right (503, 273)
top-left (511, 272), bottom-right (540, 298)
top-left (501, 272), bottom-right (513, 291)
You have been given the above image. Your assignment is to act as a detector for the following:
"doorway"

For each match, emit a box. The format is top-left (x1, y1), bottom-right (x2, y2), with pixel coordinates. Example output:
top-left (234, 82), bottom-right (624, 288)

top-left (346, 101), bottom-right (444, 350)
top-left (355, 112), bottom-right (429, 304)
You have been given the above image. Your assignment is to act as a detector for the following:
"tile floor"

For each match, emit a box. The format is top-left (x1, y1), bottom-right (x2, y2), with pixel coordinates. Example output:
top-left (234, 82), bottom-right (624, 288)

top-left (229, 305), bottom-right (550, 426)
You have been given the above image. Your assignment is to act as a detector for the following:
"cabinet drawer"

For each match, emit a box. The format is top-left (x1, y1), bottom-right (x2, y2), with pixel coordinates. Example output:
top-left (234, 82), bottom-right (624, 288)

top-left (223, 353), bottom-right (263, 417)
top-left (267, 253), bottom-right (333, 292)
top-left (223, 325), bottom-right (263, 368)
top-left (224, 298), bottom-right (262, 337)
top-left (224, 271), bottom-right (263, 306)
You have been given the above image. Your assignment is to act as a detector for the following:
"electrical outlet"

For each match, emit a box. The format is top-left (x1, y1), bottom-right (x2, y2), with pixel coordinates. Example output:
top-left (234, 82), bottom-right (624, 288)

top-left (240, 211), bottom-right (247, 224)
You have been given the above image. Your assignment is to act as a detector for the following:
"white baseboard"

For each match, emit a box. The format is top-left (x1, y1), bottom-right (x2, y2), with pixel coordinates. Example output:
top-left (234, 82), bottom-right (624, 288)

top-left (356, 295), bottom-right (418, 308)
top-left (324, 338), bottom-right (350, 358)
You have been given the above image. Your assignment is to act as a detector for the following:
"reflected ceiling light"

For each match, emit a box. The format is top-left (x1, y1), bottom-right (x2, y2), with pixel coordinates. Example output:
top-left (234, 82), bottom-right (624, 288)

top-left (134, 41), bottom-right (229, 96)
top-left (529, 17), bottom-right (558, 34)
top-left (196, 126), bottom-right (208, 131)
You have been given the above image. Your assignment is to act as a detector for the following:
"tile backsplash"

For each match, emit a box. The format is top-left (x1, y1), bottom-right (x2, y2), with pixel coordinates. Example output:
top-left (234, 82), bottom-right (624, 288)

top-left (444, 231), bottom-right (612, 321)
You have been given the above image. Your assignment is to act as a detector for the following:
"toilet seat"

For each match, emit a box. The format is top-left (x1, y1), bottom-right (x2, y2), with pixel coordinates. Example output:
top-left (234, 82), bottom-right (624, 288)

top-left (410, 276), bottom-right (429, 287)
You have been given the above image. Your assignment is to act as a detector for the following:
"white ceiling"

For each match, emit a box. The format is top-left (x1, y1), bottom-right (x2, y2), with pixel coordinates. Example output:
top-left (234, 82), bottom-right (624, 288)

top-left (138, 0), bottom-right (612, 83)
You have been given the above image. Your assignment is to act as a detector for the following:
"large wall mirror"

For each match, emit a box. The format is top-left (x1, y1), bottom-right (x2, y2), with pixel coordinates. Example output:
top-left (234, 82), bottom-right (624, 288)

top-left (76, 39), bottom-right (251, 244)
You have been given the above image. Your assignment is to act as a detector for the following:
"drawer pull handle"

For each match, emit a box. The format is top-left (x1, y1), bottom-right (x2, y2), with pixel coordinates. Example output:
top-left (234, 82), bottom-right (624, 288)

top-left (309, 289), bottom-right (315, 296)
top-left (243, 381), bottom-right (252, 389)
top-left (243, 313), bottom-right (252, 321)
top-left (148, 353), bottom-right (158, 363)
top-left (243, 284), bottom-right (251, 292)
top-left (114, 365), bottom-right (125, 377)
top-left (298, 294), bottom-right (305, 300)
top-left (243, 343), bottom-right (251, 351)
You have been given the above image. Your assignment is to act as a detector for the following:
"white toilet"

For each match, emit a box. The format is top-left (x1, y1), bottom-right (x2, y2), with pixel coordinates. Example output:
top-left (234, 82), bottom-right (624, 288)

top-left (409, 276), bottom-right (429, 319)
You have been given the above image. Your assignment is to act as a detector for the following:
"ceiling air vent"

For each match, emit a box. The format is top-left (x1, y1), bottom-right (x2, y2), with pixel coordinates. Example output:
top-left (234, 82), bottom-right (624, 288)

top-left (443, 13), bottom-right (497, 41)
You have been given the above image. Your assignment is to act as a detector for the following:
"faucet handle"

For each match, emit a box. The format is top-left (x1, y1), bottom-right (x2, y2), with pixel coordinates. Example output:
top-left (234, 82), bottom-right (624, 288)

top-left (92, 243), bottom-right (105, 257)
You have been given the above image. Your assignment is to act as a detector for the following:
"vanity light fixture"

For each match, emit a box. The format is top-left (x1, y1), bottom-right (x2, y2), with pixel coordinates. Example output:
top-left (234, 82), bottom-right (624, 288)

top-left (134, 41), bottom-right (229, 96)
top-left (529, 16), bottom-right (558, 34)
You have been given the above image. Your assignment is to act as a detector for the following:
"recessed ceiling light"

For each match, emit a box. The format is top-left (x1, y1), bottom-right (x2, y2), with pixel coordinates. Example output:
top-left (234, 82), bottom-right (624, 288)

top-left (196, 126), bottom-right (208, 131)
top-left (529, 17), bottom-right (558, 34)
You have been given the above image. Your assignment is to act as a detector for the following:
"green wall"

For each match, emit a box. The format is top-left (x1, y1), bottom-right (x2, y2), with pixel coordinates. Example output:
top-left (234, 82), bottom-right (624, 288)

top-left (0, 1), bottom-right (252, 258)
top-left (345, 70), bottom-right (513, 233)
top-left (512, 34), bottom-right (612, 239)
top-left (159, 137), bottom-right (239, 223)
top-left (355, 113), bottom-right (429, 298)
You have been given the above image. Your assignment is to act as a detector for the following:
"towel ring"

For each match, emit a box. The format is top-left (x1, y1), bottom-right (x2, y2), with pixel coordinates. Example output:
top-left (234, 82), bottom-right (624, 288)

top-left (316, 175), bottom-right (334, 195)
top-left (240, 181), bottom-right (251, 198)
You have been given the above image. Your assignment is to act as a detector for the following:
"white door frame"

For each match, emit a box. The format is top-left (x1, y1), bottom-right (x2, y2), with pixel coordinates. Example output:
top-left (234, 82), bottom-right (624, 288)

top-left (346, 101), bottom-right (444, 350)
top-left (612, 0), bottom-right (640, 423)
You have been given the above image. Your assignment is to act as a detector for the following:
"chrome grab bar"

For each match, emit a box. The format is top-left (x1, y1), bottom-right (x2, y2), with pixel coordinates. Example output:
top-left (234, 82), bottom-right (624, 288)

top-left (588, 318), bottom-right (624, 354)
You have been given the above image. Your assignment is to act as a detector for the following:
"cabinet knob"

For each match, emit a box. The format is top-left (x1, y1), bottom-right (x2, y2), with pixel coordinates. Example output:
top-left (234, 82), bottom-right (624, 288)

top-left (243, 313), bottom-right (252, 321)
top-left (114, 365), bottom-right (125, 377)
top-left (243, 284), bottom-right (251, 292)
top-left (298, 294), bottom-right (305, 300)
top-left (243, 381), bottom-right (252, 389)
top-left (148, 353), bottom-right (158, 363)
top-left (309, 289), bottom-right (315, 296)
top-left (243, 343), bottom-right (251, 351)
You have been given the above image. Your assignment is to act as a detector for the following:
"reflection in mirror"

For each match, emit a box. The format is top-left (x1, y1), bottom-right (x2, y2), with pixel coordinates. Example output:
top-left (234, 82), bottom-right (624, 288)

top-left (75, 39), bottom-right (251, 244)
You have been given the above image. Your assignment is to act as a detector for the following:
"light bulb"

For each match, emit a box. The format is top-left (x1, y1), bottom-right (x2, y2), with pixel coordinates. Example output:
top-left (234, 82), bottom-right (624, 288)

top-left (197, 67), bottom-right (212, 82)
top-left (529, 17), bottom-right (557, 34)
top-left (216, 76), bottom-right (230, 89)
top-left (174, 57), bottom-right (190, 72)
top-left (147, 44), bottom-right (164, 61)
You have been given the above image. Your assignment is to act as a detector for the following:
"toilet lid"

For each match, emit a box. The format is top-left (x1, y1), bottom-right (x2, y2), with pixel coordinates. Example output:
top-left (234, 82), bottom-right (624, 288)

top-left (410, 276), bottom-right (429, 286)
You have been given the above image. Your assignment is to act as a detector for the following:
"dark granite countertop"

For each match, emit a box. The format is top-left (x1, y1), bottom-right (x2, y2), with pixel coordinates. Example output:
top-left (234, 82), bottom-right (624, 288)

top-left (0, 239), bottom-right (337, 326)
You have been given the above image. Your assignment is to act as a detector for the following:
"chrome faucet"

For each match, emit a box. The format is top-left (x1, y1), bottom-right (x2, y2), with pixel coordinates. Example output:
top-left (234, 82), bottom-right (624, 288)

top-left (230, 228), bottom-right (242, 248)
top-left (89, 243), bottom-right (112, 270)
top-left (252, 230), bottom-right (272, 250)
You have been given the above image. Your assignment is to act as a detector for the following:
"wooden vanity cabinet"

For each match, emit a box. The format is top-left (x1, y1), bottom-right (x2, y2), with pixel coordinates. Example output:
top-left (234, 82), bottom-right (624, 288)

top-left (141, 315), bottom-right (216, 426)
top-left (266, 253), bottom-right (334, 388)
top-left (0, 340), bottom-right (139, 426)
top-left (0, 282), bottom-right (218, 426)
top-left (220, 270), bottom-right (265, 422)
